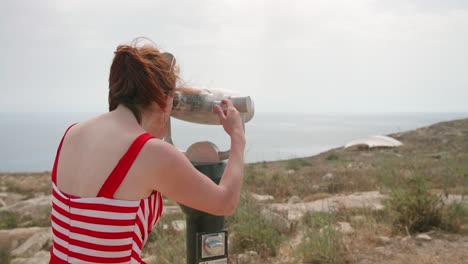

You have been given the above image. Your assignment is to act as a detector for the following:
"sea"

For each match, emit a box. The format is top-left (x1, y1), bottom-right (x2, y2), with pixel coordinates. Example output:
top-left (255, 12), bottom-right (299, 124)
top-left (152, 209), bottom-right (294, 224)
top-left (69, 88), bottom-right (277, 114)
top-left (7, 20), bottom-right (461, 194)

top-left (1, 112), bottom-right (467, 173)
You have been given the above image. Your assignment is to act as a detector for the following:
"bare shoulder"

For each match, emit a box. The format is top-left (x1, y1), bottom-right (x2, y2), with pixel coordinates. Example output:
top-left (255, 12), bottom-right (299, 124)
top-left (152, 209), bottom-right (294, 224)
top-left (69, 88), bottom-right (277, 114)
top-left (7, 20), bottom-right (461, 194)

top-left (140, 138), bottom-right (189, 168)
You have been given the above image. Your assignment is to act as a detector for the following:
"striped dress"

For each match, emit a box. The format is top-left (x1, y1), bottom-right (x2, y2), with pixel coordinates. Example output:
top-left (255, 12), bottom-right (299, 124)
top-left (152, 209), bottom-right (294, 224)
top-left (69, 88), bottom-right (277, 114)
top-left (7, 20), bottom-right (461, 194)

top-left (50, 125), bottom-right (163, 264)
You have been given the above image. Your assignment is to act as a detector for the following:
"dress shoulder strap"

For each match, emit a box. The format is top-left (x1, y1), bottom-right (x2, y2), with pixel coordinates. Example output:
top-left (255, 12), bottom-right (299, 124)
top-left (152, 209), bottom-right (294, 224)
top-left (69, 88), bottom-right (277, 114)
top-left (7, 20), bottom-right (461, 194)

top-left (97, 133), bottom-right (154, 198)
top-left (51, 124), bottom-right (77, 185)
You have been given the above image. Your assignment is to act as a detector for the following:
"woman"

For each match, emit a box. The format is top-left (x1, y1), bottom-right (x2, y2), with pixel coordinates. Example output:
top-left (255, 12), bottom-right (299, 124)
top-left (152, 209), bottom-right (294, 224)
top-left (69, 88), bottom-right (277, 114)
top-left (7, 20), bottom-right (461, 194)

top-left (49, 39), bottom-right (245, 263)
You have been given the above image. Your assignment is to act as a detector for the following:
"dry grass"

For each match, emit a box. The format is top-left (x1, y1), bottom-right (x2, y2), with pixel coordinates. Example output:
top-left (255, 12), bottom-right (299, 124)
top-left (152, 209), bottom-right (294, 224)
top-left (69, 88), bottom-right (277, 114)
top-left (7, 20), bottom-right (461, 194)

top-left (0, 173), bottom-right (51, 196)
top-left (1, 118), bottom-right (468, 263)
top-left (227, 193), bottom-right (286, 258)
top-left (143, 210), bottom-right (186, 264)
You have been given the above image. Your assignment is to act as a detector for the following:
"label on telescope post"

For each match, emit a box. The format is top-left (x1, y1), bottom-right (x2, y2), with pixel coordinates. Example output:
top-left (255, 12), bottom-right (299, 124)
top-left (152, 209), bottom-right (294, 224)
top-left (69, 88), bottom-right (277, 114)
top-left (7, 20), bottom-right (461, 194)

top-left (199, 259), bottom-right (227, 264)
top-left (196, 230), bottom-right (228, 264)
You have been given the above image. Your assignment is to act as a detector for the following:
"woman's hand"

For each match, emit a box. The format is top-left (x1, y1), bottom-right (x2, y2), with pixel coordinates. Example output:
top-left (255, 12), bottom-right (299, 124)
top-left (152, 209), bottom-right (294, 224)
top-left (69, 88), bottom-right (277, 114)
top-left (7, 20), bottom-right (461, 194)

top-left (213, 99), bottom-right (245, 140)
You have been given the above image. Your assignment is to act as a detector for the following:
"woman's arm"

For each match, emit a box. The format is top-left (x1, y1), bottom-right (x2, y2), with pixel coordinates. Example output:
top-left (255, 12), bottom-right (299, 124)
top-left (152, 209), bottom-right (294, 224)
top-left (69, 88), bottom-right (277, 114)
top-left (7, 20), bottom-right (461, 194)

top-left (147, 99), bottom-right (245, 216)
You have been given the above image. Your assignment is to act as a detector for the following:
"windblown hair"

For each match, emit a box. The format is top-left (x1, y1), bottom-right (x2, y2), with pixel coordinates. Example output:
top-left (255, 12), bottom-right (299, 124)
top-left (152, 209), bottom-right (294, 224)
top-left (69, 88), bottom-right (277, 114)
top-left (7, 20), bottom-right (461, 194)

top-left (108, 38), bottom-right (178, 123)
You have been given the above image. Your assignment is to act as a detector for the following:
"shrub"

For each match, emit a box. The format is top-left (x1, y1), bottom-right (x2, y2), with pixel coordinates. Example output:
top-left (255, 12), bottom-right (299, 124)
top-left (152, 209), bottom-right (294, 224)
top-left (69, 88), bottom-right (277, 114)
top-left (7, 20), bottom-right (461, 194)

top-left (298, 212), bottom-right (344, 264)
top-left (386, 176), bottom-right (444, 233)
top-left (325, 154), bottom-right (339, 161)
top-left (442, 201), bottom-right (468, 233)
top-left (0, 211), bottom-right (17, 229)
top-left (0, 248), bottom-right (11, 264)
top-left (227, 194), bottom-right (284, 257)
top-left (286, 158), bottom-right (311, 171)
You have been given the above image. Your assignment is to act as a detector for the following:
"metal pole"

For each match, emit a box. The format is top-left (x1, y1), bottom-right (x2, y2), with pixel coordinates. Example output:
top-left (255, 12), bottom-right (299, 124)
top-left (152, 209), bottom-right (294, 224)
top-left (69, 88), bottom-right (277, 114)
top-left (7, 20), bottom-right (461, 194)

top-left (178, 163), bottom-right (227, 264)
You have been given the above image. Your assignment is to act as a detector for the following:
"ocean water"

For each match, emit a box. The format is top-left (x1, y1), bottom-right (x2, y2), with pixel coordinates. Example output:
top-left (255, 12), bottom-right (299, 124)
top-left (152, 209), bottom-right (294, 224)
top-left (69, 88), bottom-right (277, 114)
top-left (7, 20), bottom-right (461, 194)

top-left (0, 112), bottom-right (467, 173)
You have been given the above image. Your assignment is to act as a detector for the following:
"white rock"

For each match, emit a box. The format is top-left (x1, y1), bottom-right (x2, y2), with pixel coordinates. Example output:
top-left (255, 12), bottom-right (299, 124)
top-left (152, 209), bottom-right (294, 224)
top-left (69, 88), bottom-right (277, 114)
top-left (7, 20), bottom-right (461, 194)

top-left (250, 193), bottom-right (274, 202)
top-left (163, 206), bottom-right (182, 215)
top-left (261, 209), bottom-right (291, 233)
top-left (142, 255), bottom-right (158, 264)
top-left (378, 236), bottom-right (391, 244)
top-left (288, 196), bottom-right (301, 204)
top-left (0, 192), bottom-right (25, 206)
top-left (401, 235), bottom-right (412, 242)
top-left (311, 185), bottom-right (320, 192)
top-left (416, 234), bottom-right (432, 241)
top-left (0, 227), bottom-right (47, 250)
top-left (336, 222), bottom-right (354, 235)
top-left (0, 195), bottom-right (51, 226)
top-left (237, 251), bottom-right (259, 264)
top-left (351, 215), bottom-right (367, 223)
top-left (11, 228), bottom-right (52, 258)
top-left (269, 191), bottom-right (385, 215)
top-left (287, 209), bottom-right (305, 222)
top-left (11, 251), bottom-right (49, 264)
top-left (171, 220), bottom-right (186, 232)
top-left (322, 173), bottom-right (334, 181)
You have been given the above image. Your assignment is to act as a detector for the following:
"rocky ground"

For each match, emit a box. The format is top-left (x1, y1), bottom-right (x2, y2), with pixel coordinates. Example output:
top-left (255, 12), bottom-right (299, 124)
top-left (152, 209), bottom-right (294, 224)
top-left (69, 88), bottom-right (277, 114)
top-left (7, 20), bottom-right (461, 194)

top-left (1, 117), bottom-right (468, 263)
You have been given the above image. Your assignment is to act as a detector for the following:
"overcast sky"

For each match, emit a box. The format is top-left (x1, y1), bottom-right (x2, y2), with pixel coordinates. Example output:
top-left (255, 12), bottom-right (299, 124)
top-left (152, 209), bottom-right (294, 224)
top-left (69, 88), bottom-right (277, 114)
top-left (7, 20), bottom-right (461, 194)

top-left (1, 0), bottom-right (467, 114)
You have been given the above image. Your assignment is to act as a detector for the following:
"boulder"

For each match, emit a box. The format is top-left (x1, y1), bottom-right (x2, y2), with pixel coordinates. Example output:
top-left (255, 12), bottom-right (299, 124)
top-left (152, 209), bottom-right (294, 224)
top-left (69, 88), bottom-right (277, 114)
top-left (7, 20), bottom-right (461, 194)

top-left (269, 191), bottom-right (385, 216)
top-left (11, 228), bottom-right (52, 258)
top-left (11, 250), bottom-right (49, 264)
top-left (336, 222), bottom-right (354, 235)
top-left (142, 255), bottom-right (158, 264)
top-left (0, 195), bottom-right (51, 227)
top-left (401, 235), bottom-right (412, 242)
top-left (0, 192), bottom-right (25, 207)
top-left (311, 185), bottom-right (320, 192)
top-left (416, 233), bottom-right (432, 241)
top-left (378, 236), bottom-right (391, 245)
top-left (236, 251), bottom-right (259, 264)
top-left (350, 215), bottom-right (367, 223)
top-left (162, 205), bottom-right (182, 215)
top-left (287, 209), bottom-right (305, 222)
top-left (250, 193), bottom-right (274, 202)
top-left (260, 209), bottom-right (291, 233)
top-left (322, 173), bottom-right (334, 181)
top-left (0, 227), bottom-right (47, 251)
top-left (288, 196), bottom-right (301, 204)
top-left (171, 220), bottom-right (186, 232)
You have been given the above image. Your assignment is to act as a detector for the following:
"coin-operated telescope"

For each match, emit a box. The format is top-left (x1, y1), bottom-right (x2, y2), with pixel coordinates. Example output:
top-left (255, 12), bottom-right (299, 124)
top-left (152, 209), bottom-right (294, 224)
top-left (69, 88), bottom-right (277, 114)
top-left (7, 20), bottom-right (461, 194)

top-left (163, 53), bottom-right (255, 264)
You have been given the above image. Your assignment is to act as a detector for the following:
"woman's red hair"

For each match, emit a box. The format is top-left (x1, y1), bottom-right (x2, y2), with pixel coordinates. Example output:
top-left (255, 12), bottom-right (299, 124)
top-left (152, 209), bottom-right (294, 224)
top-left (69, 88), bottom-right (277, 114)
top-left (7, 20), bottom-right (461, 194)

top-left (108, 38), bottom-right (178, 123)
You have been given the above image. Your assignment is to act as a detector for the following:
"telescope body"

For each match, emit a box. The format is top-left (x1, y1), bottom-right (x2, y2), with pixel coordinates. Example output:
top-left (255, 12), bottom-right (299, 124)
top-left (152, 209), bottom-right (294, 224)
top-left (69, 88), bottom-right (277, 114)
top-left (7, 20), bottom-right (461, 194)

top-left (171, 88), bottom-right (254, 125)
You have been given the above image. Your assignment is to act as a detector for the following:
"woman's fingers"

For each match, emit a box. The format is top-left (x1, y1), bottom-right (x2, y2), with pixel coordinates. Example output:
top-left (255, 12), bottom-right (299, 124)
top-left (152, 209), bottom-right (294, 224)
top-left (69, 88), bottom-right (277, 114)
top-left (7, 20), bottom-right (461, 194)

top-left (214, 103), bottom-right (226, 121)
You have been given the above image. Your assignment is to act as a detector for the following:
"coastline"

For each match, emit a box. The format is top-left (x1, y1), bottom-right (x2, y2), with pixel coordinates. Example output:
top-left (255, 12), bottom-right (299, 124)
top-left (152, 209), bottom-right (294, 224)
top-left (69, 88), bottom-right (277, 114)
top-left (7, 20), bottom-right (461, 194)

top-left (1, 115), bottom-right (468, 174)
top-left (1, 117), bottom-right (468, 263)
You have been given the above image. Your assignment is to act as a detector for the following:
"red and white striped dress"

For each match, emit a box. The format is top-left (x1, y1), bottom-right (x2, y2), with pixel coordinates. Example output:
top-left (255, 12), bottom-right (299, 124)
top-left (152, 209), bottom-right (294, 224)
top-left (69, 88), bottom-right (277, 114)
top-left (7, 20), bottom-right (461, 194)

top-left (50, 125), bottom-right (163, 264)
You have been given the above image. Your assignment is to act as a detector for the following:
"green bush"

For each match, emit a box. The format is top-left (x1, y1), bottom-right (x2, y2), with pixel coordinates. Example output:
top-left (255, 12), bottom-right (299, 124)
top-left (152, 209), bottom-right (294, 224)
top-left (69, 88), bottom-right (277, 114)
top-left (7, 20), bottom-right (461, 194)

top-left (325, 154), bottom-right (339, 161)
top-left (286, 158), bottom-right (311, 171)
top-left (386, 176), bottom-right (444, 233)
top-left (0, 211), bottom-right (17, 229)
top-left (227, 194), bottom-right (284, 257)
top-left (0, 248), bottom-right (11, 264)
top-left (443, 201), bottom-right (468, 233)
top-left (298, 213), bottom-right (344, 264)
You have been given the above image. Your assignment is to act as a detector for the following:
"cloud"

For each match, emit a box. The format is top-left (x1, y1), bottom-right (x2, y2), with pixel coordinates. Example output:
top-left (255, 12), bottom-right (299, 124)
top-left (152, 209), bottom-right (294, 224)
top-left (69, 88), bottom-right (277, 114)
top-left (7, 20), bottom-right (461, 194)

top-left (371, 0), bottom-right (468, 15)
top-left (0, 0), bottom-right (467, 113)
